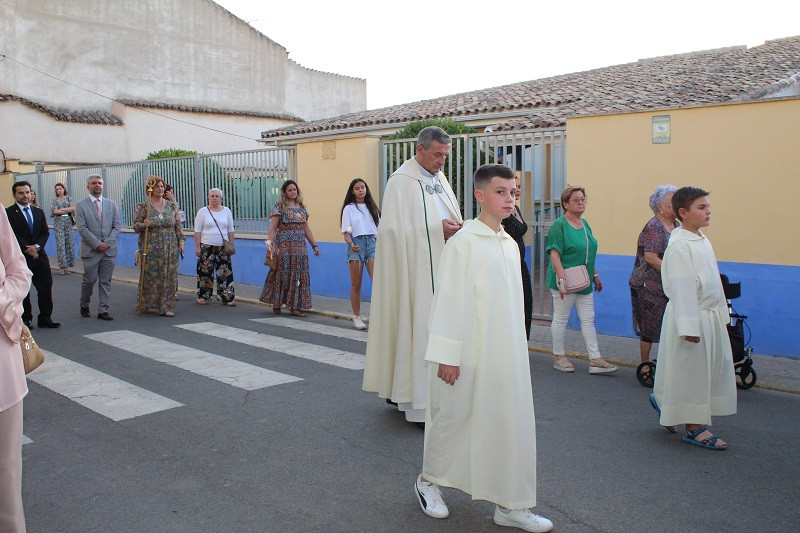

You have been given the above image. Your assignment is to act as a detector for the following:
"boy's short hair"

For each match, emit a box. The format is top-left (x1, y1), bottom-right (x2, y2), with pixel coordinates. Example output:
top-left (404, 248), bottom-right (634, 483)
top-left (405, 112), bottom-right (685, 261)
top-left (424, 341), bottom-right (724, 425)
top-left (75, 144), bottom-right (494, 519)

top-left (474, 164), bottom-right (515, 189)
top-left (671, 186), bottom-right (709, 221)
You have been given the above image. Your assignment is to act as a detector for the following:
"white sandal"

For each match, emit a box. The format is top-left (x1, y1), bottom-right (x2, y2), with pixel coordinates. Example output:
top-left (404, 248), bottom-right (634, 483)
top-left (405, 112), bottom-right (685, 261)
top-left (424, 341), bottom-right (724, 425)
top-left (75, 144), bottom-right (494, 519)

top-left (553, 356), bottom-right (575, 372)
top-left (588, 358), bottom-right (618, 374)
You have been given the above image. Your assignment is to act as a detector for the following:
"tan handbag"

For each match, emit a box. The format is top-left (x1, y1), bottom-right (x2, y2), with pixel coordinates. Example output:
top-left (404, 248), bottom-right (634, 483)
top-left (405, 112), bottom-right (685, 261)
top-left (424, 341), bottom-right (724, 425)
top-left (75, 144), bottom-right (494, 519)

top-left (207, 207), bottom-right (235, 255)
top-left (562, 222), bottom-right (591, 294)
top-left (20, 324), bottom-right (45, 374)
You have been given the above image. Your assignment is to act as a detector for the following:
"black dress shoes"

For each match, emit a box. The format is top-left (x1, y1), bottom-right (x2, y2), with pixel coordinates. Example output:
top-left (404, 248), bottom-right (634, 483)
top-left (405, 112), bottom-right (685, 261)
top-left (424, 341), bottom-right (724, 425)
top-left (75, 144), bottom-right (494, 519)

top-left (97, 312), bottom-right (113, 321)
top-left (38, 319), bottom-right (61, 328)
top-left (80, 306), bottom-right (90, 318)
top-left (23, 320), bottom-right (33, 329)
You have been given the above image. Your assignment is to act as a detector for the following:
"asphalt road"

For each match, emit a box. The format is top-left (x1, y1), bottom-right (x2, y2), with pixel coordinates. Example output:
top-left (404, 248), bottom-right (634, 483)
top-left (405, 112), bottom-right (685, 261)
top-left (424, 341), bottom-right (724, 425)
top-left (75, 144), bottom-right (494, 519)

top-left (20, 273), bottom-right (800, 532)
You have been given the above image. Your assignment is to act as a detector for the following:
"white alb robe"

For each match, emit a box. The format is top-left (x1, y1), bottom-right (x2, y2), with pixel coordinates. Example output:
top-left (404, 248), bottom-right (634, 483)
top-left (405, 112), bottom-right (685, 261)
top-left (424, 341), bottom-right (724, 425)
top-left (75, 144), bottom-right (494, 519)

top-left (653, 228), bottom-right (737, 426)
top-left (423, 220), bottom-right (537, 509)
top-left (362, 158), bottom-right (462, 410)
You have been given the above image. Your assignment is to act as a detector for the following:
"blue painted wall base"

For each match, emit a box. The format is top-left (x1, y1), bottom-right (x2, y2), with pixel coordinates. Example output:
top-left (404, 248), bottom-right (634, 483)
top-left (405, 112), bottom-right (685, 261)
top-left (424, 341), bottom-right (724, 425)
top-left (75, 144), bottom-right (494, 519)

top-left (53, 233), bottom-right (797, 357)
top-left (586, 254), bottom-right (799, 358)
top-left (53, 232), bottom-right (373, 304)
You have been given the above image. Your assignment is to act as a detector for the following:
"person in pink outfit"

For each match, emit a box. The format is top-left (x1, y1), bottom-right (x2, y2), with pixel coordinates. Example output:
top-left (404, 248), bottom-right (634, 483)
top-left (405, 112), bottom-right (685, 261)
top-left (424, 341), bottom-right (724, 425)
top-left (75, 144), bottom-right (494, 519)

top-left (0, 204), bottom-right (34, 533)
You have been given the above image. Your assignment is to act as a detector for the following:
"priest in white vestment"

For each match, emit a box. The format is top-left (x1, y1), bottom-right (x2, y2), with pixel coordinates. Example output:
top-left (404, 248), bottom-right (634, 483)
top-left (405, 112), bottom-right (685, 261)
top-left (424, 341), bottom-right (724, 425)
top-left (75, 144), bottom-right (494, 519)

top-left (652, 186), bottom-right (736, 451)
top-left (362, 127), bottom-right (463, 423)
top-left (415, 164), bottom-right (551, 532)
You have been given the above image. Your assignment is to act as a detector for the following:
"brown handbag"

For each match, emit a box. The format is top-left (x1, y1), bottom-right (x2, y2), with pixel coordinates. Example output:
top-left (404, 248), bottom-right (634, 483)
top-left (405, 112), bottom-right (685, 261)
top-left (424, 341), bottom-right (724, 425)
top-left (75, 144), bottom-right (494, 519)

top-left (264, 249), bottom-right (277, 269)
top-left (20, 324), bottom-right (45, 374)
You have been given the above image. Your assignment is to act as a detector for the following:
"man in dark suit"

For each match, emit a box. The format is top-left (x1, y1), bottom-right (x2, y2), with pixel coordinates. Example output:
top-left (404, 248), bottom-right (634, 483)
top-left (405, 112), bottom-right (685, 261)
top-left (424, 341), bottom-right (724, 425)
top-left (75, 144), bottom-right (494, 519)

top-left (6, 181), bottom-right (60, 328)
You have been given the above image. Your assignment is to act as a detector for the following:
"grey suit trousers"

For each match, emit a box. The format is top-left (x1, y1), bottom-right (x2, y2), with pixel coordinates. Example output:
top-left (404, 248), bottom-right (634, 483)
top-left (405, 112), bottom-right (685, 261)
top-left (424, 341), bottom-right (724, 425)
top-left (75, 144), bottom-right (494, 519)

top-left (81, 253), bottom-right (116, 313)
top-left (0, 401), bottom-right (25, 533)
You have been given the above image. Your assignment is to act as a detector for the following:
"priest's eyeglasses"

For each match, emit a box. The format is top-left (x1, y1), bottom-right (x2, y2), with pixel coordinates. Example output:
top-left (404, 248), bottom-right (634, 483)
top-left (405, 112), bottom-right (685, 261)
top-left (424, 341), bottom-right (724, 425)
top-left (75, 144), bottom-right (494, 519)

top-left (425, 183), bottom-right (444, 194)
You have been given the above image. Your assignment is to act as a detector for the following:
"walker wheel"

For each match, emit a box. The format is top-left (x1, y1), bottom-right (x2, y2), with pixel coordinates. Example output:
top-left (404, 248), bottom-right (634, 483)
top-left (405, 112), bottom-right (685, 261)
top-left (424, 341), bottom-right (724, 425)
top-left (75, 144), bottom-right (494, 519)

top-left (636, 361), bottom-right (656, 388)
top-left (736, 366), bottom-right (757, 390)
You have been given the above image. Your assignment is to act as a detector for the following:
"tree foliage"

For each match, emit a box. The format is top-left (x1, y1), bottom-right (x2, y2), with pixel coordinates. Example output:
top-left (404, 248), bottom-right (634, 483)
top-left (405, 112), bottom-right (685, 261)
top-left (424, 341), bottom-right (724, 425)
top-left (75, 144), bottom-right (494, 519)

top-left (387, 118), bottom-right (477, 140)
top-left (386, 119), bottom-right (497, 218)
top-left (146, 148), bottom-right (198, 160)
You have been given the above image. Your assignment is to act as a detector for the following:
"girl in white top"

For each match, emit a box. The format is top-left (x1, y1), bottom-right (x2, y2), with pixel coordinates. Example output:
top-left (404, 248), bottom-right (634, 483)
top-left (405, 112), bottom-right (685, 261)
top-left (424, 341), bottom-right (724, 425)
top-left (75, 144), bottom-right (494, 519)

top-left (340, 179), bottom-right (380, 330)
top-left (193, 188), bottom-right (236, 306)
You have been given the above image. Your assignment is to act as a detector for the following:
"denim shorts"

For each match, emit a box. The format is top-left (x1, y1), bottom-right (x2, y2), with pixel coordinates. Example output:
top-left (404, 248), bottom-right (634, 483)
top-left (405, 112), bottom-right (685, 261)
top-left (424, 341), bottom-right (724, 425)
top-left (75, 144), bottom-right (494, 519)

top-left (347, 234), bottom-right (376, 262)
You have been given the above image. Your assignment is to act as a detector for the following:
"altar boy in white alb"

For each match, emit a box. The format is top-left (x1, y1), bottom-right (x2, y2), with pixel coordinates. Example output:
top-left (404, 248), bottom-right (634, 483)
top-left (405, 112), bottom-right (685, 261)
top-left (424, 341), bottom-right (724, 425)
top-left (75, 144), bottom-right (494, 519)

top-left (651, 186), bottom-right (736, 450)
top-left (415, 164), bottom-right (552, 532)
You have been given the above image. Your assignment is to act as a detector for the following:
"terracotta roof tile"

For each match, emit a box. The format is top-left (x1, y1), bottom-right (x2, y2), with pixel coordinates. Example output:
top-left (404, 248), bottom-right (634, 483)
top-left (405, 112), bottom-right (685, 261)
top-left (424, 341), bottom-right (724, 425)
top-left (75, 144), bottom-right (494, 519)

top-left (262, 36), bottom-right (800, 138)
top-left (117, 99), bottom-right (303, 121)
top-left (1, 94), bottom-right (123, 125)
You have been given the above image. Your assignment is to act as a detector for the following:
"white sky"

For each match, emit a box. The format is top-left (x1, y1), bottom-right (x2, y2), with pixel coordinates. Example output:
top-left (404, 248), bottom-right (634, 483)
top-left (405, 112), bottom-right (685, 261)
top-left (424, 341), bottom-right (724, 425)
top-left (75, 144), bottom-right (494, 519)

top-left (215, 0), bottom-right (800, 110)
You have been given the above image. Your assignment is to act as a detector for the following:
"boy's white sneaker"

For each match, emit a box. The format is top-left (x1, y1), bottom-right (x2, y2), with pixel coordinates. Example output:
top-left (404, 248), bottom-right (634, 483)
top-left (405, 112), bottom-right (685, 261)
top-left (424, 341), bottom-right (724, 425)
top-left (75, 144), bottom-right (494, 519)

top-left (353, 315), bottom-right (367, 330)
top-left (494, 507), bottom-right (553, 532)
top-left (415, 475), bottom-right (448, 518)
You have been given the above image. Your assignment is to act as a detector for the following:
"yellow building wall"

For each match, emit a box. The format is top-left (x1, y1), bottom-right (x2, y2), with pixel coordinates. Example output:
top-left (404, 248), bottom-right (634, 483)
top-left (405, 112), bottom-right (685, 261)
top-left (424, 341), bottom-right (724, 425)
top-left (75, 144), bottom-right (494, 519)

top-left (1, 161), bottom-right (73, 206)
top-left (568, 98), bottom-right (800, 266)
top-left (296, 137), bottom-right (381, 242)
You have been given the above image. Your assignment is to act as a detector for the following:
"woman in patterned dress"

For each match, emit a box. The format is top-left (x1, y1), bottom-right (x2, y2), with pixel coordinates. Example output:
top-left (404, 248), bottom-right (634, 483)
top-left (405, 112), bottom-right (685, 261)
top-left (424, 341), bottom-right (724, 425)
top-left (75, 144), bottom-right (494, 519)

top-left (260, 180), bottom-right (320, 317)
top-left (133, 177), bottom-right (185, 316)
top-left (629, 185), bottom-right (678, 363)
top-left (501, 177), bottom-right (533, 339)
top-left (50, 182), bottom-right (75, 275)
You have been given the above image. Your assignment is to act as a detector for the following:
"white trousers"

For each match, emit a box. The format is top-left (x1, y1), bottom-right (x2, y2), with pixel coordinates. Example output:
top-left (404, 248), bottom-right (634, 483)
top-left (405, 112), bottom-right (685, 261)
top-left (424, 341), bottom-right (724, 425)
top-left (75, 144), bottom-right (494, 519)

top-left (550, 290), bottom-right (602, 359)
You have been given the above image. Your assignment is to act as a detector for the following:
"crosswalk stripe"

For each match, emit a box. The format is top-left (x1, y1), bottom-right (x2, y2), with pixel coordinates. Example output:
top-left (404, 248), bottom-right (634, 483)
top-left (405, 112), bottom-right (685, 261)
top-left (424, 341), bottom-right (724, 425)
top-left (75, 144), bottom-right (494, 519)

top-left (27, 351), bottom-right (182, 421)
top-left (85, 331), bottom-right (303, 390)
top-left (22, 436), bottom-right (32, 445)
top-left (176, 322), bottom-right (366, 370)
top-left (251, 317), bottom-right (367, 342)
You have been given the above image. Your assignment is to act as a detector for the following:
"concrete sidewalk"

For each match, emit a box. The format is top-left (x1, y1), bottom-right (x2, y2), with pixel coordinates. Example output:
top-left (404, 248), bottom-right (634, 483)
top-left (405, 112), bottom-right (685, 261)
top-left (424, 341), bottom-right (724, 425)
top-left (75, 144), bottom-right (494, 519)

top-left (56, 258), bottom-right (800, 394)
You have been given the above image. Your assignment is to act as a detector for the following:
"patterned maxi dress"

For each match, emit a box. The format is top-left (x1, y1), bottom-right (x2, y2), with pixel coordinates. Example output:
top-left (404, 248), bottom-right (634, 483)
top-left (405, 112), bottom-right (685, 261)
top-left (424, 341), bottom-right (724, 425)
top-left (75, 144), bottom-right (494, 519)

top-left (628, 216), bottom-right (678, 342)
top-left (133, 201), bottom-right (185, 314)
top-left (501, 205), bottom-right (533, 339)
top-left (51, 195), bottom-right (75, 268)
top-left (260, 203), bottom-right (312, 310)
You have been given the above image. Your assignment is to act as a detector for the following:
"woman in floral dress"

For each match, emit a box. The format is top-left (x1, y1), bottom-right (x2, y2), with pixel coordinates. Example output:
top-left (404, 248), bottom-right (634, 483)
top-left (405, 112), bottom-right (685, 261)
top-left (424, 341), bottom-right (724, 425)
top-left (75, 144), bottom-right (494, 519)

top-left (51, 182), bottom-right (75, 274)
top-left (629, 185), bottom-right (679, 363)
top-left (260, 180), bottom-right (320, 317)
top-left (133, 177), bottom-right (185, 316)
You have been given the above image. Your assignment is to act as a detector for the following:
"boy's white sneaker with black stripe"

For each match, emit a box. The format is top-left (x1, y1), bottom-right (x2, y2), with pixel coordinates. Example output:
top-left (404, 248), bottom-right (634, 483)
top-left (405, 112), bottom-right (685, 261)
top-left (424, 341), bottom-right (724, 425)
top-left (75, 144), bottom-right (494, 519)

top-left (415, 474), bottom-right (449, 518)
top-left (493, 506), bottom-right (553, 532)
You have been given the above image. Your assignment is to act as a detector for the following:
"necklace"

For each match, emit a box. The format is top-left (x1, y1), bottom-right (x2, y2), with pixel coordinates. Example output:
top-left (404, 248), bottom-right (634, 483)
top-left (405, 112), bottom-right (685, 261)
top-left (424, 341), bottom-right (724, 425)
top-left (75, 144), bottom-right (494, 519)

top-left (151, 199), bottom-right (165, 220)
top-left (565, 213), bottom-right (583, 228)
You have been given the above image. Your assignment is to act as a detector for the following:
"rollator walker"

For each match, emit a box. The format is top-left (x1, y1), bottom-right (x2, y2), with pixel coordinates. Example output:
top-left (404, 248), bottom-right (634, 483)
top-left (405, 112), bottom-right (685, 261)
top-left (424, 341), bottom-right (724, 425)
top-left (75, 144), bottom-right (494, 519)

top-left (636, 274), bottom-right (756, 390)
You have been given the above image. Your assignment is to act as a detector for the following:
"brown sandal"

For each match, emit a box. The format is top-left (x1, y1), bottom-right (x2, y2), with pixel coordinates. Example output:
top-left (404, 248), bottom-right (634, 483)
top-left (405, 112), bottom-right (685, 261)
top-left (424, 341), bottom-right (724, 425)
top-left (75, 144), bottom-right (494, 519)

top-left (290, 309), bottom-right (307, 317)
top-left (223, 302), bottom-right (236, 307)
top-left (273, 306), bottom-right (281, 314)
top-left (196, 299), bottom-right (207, 305)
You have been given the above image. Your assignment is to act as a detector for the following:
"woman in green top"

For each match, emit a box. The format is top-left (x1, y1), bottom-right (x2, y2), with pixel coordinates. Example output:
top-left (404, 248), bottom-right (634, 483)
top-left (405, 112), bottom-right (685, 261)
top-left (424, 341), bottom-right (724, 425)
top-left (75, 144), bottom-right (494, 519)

top-left (546, 186), bottom-right (618, 374)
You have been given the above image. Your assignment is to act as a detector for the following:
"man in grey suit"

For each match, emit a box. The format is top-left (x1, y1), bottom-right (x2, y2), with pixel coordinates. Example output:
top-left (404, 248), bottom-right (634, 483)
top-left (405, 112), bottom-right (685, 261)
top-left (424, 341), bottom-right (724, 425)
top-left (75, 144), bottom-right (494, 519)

top-left (76, 174), bottom-right (121, 320)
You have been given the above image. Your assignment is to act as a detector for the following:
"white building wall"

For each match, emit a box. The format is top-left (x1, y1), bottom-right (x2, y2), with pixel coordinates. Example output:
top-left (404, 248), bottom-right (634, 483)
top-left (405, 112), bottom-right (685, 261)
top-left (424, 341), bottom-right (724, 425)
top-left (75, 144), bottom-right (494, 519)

top-left (285, 61), bottom-right (367, 122)
top-left (0, 101), bottom-right (294, 163)
top-left (0, 0), bottom-right (365, 121)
